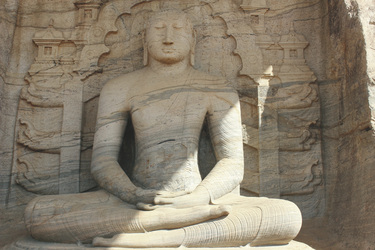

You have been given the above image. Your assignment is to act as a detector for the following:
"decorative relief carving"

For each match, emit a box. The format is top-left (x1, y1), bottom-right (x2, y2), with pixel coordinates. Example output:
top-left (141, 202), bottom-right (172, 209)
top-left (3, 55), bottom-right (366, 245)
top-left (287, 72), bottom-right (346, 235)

top-left (75, 0), bottom-right (102, 26)
top-left (15, 1), bottom-right (106, 194)
top-left (21, 9), bottom-right (303, 248)
top-left (16, 155), bottom-right (60, 195)
top-left (268, 24), bottom-right (322, 216)
top-left (266, 83), bottom-right (318, 109)
top-left (17, 119), bottom-right (82, 153)
top-left (220, 11), bottom-right (266, 83)
top-left (20, 81), bottom-right (64, 107)
top-left (221, 2), bottom-right (324, 216)
top-left (279, 129), bottom-right (317, 152)
top-left (278, 24), bottom-right (317, 83)
top-left (17, 119), bottom-right (62, 154)
top-left (240, 0), bottom-right (269, 34)
top-left (280, 159), bottom-right (322, 196)
top-left (13, 0), bottom-right (324, 218)
top-left (33, 20), bottom-right (64, 57)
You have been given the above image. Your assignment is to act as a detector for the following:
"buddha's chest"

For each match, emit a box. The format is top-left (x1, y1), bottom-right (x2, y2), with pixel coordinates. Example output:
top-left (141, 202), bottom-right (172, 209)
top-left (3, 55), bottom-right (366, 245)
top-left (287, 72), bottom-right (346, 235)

top-left (129, 88), bottom-right (208, 133)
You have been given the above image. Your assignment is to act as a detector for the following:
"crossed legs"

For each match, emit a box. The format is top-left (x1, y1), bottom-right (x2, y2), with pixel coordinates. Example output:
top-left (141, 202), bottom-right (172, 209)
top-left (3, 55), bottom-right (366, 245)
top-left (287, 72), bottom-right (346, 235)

top-left (91, 194), bottom-right (302, 248)
top-left (24, 190), bottom-right (230, 244)
top-left (25, 191), bottom-right (301, 247)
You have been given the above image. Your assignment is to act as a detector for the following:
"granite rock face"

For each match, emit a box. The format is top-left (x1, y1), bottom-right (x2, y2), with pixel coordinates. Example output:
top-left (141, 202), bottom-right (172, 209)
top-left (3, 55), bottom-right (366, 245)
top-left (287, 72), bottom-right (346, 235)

top-left (320, 1), bottom-right (375, 249)
top-left (0, 0), bottom-right (374, 249)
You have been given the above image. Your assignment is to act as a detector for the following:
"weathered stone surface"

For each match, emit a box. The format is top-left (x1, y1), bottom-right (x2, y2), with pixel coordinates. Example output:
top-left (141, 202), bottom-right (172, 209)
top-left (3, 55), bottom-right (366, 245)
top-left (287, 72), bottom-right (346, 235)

top-left (0, 0), bottom-right (374, 249)
top-left (320, 1), bottom-right (375, 249)
top-left (21, 9), bottom-right (302, 248)
top-left (4, 237), bottom-right (313, 250)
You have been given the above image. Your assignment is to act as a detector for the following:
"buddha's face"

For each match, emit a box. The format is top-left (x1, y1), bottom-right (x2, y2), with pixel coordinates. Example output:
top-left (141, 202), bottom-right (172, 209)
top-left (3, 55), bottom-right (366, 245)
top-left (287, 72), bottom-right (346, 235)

top-left (145, 11), bottom-right (194, 65)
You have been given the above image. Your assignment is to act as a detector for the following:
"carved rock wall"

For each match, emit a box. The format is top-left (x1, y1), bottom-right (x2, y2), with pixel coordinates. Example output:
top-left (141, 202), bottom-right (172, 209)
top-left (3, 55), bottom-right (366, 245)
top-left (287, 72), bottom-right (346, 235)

top-left (320, 0), bottom-right (375, 248)
top-left (0, 0), bottom-right (374, 248)
top-left (1, 0), bottom-right (326, 214)
top-left (0, 0), bottom-right (19, 202)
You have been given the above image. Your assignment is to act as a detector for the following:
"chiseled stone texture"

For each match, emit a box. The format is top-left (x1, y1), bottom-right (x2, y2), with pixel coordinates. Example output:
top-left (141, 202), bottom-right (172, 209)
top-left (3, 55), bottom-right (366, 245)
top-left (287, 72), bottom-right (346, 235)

top-left (0, 0), bottom-right (374, 249)
top-left (20, 9), bottom-right (303, 248)
top-left (0, 0), bottom-right (19, 205)
top-left (4, 237), bottom-right (313, 250)
top-left (319, 0), bottom-right (375, 249)
top-left (3, 0), bottom-right (325, 215)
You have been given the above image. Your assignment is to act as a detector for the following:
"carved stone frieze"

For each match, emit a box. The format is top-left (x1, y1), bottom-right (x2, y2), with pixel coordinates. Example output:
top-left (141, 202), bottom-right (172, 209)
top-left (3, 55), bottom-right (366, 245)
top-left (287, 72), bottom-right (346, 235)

top-left (225, 2), bottom-right (324, 217)
top-left (1, 0), bottom-right (375, 248)
top-left (278, 24), bottom-right (317, 83)
top-left (16, 155), bottom-right (60, 195)
top-left (280, 159), bottom-right (322, 196)
top-left (12, 0), bottom-right (324, 219)
top-left (265, 83), bottom-right (318, 110)
top-left (219, 11), bottom-right (267, 83)
top-left (74, 0), bottom-right (102, 27)
top-left (279, 129), bottom-right (317, 152)
top-left (20, 81), bottom-right (64, 107)
top-left (17, 119), bottom-right (62, 154)
top-left (17, 118), bottom-right (81, 153)
top-left (14, 2), bottom-right (104, 195)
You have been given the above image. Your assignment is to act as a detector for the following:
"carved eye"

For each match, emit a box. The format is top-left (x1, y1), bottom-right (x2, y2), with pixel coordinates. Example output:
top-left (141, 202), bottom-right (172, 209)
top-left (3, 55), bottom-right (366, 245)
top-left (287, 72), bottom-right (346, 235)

top-left (154, 23), bottom-right (165, 29)
top-left (173, 23), bottom-right (184, 29)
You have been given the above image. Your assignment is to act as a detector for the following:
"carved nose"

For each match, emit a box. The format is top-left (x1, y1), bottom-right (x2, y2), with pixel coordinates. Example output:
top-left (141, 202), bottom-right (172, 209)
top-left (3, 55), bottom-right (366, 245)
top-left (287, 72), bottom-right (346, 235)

top-left (163, 27), bottom-right (174, 45)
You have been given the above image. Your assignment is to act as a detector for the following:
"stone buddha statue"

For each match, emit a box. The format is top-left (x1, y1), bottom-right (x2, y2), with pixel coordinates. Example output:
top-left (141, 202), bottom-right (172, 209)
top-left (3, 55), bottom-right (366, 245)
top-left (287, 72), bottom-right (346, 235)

top-left (24, 10), bottom-right (302, 248)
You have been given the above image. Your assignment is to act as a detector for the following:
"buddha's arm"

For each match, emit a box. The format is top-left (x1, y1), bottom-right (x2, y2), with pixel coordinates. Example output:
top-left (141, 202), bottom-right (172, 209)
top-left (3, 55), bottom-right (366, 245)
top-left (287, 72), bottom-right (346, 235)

top-left (199, 89), bottom-right (244, 201)
top-left (91, 82), bottom-right (143, 205)
top-left (153, 88), bottom-right (244, 208)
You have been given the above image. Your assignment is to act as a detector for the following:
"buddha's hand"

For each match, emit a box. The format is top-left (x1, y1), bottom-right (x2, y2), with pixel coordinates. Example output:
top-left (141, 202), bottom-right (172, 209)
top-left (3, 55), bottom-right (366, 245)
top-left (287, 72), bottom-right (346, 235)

top-left (135, 189), bottom-right (190, 210)
top-left (152, 186), bottom-right (211, 209)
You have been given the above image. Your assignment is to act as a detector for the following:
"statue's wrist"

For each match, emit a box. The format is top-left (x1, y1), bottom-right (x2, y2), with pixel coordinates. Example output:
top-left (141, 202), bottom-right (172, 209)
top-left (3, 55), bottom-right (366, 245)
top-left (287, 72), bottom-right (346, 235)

top-left (113, 186), bottom-right (139, 204)
top-left (117, 191), bottom-right (132, 204)
top-left (135, 187), bottom-right (144, 199)
top-left (134, 187), bottom-right (154, 204)
top-left (193, 185), bottom-right (211, 204)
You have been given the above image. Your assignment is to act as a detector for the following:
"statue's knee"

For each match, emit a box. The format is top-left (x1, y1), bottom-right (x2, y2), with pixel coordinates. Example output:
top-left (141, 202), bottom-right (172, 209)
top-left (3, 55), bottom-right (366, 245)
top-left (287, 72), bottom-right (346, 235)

top-left (24, 196), bottom-right (43, 232)
top-left (281, 199), bottom-right (302, 223)
top-left (24, 195), bottom-right (59, 232)
top-left (250, 199), bottom-right (302, 246)
top-left (271, 199), bottom-right (302, 226)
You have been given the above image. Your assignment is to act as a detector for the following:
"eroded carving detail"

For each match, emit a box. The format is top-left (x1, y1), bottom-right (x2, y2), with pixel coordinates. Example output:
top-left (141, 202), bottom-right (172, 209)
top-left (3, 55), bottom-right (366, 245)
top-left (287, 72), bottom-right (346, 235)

top-left (16, 155), bottom-right (59, 195)
top-left (75, 0), bottom-right (102, 26)
top-left (278, 24), bottom-right (317, 83)
top-left (15, 2), bottom-right (105, 194)
top-left (279, 129), bottom-right (317, 152)
top-left (18, 119), bottom-right (61, 153)
top-left (23, 9), bottom-right (303, 248)
top-left (17, 118), bottom-right (82, 154)
top-left (280, 160), bottom-right (322, 196)
top-left (20, 81), bottom-right (64, 107)
top-left (266, 83), bottom-right (318, 109)
top-left (13, 0), bottom-right (324, 220)
top-left (224, 9), bottom-right (323, 217)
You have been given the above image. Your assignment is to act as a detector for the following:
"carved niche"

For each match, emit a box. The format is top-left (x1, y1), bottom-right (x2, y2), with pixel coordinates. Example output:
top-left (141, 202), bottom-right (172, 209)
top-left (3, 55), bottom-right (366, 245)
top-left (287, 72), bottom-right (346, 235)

top-left (14, 0), bottom-right (324, 218)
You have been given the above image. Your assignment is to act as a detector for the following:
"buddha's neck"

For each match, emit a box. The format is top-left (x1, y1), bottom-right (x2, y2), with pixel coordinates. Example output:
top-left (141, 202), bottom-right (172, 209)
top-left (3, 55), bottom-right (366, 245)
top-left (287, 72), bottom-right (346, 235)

top-left (148, 57), bottom-right (191, 76)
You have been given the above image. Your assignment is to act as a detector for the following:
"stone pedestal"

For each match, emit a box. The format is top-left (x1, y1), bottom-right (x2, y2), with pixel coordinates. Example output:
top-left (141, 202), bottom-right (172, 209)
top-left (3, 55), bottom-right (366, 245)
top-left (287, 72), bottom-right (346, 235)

top-left (5, 237), bottom-right (314, 250)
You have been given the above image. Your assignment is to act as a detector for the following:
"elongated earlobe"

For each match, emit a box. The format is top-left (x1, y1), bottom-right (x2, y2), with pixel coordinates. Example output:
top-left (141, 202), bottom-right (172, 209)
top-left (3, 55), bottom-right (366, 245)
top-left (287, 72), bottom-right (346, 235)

top-left (143, 30), bottom-right (148, 66)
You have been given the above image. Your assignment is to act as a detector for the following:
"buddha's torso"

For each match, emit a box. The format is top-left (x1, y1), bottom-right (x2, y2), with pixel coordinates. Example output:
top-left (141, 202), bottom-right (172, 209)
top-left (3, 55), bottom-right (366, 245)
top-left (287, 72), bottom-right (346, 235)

top-left (128, 82), bottom-right (210, 192)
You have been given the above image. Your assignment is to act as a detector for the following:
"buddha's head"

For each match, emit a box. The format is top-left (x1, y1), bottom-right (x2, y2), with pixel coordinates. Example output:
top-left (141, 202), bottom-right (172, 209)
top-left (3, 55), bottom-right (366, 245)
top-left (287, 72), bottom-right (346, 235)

top-left (143, 10), bottom-right (195, 66)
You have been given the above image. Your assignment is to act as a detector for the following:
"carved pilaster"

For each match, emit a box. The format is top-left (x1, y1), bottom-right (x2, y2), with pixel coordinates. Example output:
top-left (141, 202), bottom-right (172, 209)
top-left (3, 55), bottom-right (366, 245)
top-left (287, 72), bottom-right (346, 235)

top-left (15, 2), bottom-right (102, 194)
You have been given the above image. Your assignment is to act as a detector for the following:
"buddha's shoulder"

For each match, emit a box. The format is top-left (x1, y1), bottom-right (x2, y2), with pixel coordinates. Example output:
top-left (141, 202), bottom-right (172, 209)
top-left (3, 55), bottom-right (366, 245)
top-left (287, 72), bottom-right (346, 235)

top-left (191, 69), bottom-right (225, 84)
top-left (190, 69), bottom-right (236, 93)
top-left (101, 69), bottom-right (147, 93)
